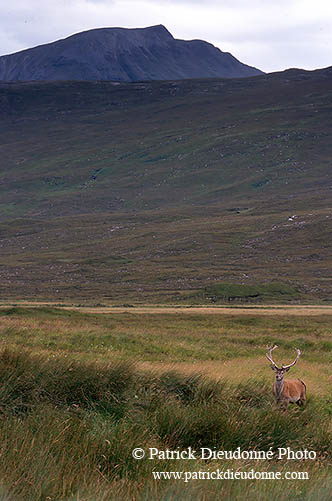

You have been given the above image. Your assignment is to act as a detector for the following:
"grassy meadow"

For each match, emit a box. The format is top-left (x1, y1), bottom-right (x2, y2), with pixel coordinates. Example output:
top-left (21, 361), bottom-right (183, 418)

top-left (0, 306), bottom-right (331, 500)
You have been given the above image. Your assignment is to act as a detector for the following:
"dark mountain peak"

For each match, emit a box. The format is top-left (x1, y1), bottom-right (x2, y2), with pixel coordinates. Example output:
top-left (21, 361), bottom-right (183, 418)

top-left (78, 24), bottom-right (173, 38)
top-left (0, 25), bottom-right (263, 82)
top-left (62, 24), bottom-right (174, 48)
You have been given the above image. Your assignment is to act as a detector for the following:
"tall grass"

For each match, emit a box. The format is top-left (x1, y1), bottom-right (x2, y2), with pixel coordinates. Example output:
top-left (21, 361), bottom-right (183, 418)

top-left (0, 348), bottom-right (331, 500)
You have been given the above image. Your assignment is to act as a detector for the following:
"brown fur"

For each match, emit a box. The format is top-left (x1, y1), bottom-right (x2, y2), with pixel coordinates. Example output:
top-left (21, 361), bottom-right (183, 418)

top-left (273, 378), bottom-right (306, 409)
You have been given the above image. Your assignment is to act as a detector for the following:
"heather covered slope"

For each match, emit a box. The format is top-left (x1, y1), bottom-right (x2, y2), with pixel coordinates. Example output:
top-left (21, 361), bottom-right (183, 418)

top-left (0, 25), bottom-right (262, 82)
top-left (0, 68), bottom-right (332, 302)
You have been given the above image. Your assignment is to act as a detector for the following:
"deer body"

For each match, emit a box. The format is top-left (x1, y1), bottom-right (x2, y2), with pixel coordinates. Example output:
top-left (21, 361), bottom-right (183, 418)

top-left (266, 345), bottom-right (306, 410)
top-left (273, 377), bottom-right (306, 409)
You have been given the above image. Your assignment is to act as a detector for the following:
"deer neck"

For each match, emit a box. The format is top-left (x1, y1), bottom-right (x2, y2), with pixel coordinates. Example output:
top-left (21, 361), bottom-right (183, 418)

top-left (275, 376), bottom-right (284, 397)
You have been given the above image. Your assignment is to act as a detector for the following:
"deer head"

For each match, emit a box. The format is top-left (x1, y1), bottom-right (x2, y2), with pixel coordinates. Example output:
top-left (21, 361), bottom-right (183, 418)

top-left (266, 345), bottom-right (301, 381)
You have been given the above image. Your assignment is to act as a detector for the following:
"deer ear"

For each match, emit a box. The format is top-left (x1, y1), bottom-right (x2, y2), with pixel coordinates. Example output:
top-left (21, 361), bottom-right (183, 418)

top-left (284, 367), bottom-right (290, 372)
top-left (270, 365), bottom-right (276, 371)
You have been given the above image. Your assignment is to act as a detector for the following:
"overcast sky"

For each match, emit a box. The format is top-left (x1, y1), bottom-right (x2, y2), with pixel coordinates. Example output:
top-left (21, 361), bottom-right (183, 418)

top-left (1, 0), bottom-right (332, 73)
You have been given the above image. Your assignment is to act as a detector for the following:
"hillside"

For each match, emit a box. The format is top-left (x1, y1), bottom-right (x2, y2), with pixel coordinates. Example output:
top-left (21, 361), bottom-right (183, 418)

top-left (0, 25), bottom-right (262, 82)
top-left (0, 67), bottom-right (332, 302)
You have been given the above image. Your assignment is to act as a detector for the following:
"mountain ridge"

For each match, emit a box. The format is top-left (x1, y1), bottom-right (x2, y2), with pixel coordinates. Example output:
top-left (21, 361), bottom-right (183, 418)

top-left (0, 25), bottom-right (263, 82)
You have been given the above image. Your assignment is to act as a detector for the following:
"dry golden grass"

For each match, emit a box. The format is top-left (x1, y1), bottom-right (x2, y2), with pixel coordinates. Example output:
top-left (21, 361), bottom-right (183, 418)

top-left (0, 306), bottom-right (331, 399)
top-left (139, 357), bottom-right (332, 397)
top-left (2, 303), bottom-right (332, 316)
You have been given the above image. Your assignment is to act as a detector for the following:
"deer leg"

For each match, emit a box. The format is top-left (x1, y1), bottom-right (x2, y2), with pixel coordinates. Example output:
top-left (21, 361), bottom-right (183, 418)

top-left (275, 396), bottom-right (287, 411)
top-left (281, 399), bottom-right (289, 411)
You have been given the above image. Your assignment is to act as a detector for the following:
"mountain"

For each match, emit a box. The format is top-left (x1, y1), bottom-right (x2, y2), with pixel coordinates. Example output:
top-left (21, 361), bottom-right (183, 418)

top-left (0, 25), bottom-right (263, 82)
top-left (0, 67), bottom-right (332, 303)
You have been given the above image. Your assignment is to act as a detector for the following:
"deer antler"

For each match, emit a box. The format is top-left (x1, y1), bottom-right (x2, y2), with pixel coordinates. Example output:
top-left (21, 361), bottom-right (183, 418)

top-left (282, 348), bottom-right (301, 370)
top-left (266, 344), bottom-right (281, 369)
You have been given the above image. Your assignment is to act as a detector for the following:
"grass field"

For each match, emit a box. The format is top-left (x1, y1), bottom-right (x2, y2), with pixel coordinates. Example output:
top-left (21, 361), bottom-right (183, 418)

top-left (0, 306), bottom-right (331, 500)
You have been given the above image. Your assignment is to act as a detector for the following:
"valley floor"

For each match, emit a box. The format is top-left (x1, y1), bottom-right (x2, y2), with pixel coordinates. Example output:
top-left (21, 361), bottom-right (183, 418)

top-left (2, 302), bottom-right (332, 315)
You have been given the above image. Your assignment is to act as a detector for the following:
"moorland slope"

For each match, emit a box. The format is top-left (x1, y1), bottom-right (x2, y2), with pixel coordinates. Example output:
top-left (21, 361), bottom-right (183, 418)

top-left (0, 67), bottom-right (332, 302)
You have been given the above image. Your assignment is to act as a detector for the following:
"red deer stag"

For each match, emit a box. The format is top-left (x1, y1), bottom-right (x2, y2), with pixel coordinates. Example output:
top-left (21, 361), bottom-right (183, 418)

top-left (266, 345), bottom-right (306, 410)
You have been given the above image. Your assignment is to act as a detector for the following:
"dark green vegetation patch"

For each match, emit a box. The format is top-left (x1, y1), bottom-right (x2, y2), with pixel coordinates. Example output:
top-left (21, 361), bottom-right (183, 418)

top-left (202, 282), bottom-right (301, 303)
